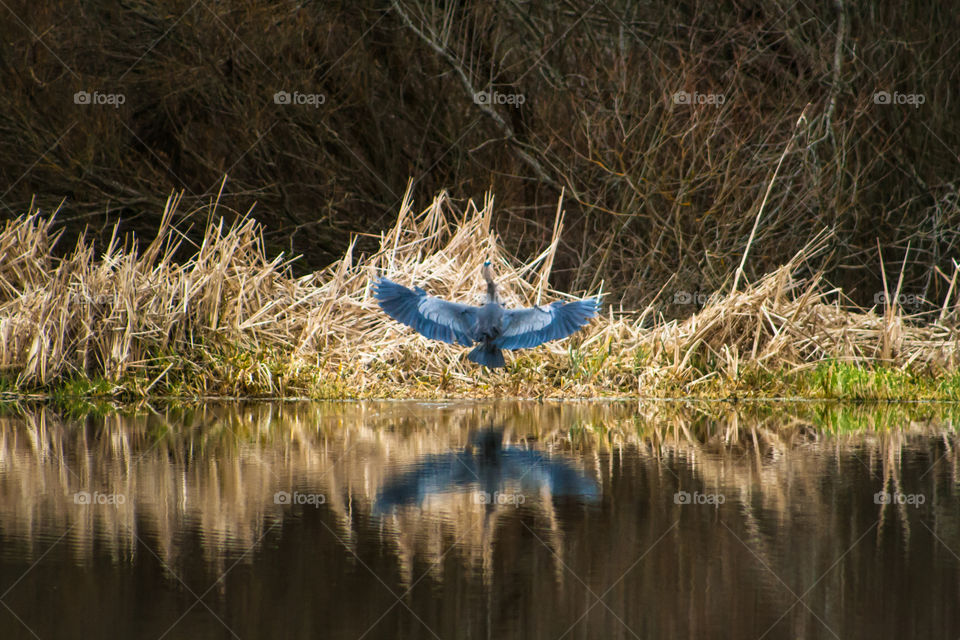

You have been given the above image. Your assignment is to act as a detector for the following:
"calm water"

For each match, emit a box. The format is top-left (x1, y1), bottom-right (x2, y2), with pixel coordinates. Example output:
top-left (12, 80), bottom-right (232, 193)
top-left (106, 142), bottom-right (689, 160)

top-left (0, 401), bottom-right (958, 639)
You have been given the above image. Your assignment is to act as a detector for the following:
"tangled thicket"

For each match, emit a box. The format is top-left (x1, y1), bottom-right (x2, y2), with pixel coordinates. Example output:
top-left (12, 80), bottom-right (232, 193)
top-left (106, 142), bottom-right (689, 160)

top-left (1, 1), bottom-right (958, 311)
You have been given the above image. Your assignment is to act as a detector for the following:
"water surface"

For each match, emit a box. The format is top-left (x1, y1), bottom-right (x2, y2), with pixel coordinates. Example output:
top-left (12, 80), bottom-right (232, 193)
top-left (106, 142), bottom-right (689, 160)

top-left (0, 401), bottom-right (958, 639)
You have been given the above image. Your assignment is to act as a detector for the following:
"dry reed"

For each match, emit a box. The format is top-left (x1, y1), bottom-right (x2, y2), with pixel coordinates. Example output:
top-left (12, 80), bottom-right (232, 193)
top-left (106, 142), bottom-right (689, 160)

top-left (0, 187), bottom-right (958, 398)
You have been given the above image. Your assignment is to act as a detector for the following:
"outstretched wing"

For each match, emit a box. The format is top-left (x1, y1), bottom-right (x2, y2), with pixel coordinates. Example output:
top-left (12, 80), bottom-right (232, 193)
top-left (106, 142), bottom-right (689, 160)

top-left (373, 277), bottom-right (477, 346)
top-left (496, 297), bottom-right (599, 350)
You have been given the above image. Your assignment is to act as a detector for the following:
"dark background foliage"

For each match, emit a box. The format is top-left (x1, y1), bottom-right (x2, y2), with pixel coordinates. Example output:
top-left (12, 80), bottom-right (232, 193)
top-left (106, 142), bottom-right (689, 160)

top-left (1, 1), bottom-right (957, 313)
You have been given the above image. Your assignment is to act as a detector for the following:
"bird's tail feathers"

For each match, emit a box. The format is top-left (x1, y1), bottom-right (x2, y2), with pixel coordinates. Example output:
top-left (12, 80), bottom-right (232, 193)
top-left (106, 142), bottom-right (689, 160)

top-left (467, 344), bottom-right (505, 368)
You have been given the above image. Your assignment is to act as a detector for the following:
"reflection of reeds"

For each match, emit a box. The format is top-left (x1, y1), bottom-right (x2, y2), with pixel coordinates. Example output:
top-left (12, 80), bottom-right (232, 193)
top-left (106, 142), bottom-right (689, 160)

top-left (0, 401), bottom-right (957, 586)
top-left (1, 190), bottom-right (958, 397)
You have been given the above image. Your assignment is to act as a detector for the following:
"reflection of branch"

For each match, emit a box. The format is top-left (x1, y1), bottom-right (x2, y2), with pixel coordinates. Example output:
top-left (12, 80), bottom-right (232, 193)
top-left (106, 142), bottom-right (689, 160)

top-left (390, 1), bottom-right (558, 189)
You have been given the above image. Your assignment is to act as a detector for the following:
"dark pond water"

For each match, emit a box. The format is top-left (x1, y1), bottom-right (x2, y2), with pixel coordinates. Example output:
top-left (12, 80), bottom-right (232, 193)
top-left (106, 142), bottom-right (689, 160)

top-left (1, 401), bottom-right (958, 639)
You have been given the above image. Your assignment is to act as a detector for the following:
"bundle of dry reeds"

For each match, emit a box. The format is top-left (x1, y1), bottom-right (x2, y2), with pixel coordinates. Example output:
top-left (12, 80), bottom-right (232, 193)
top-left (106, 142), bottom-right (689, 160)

top-left (0, 188), bottom-right (957, 397)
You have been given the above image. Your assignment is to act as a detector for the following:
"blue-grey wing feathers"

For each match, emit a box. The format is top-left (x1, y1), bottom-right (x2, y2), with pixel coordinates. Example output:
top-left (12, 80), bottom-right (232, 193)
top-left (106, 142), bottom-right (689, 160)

top-left (496, 298), bottom-right (599, 350)
top-left (373, 277), bottom-right (476, 346)
top-left (374, 276), bottom-right (599, 359)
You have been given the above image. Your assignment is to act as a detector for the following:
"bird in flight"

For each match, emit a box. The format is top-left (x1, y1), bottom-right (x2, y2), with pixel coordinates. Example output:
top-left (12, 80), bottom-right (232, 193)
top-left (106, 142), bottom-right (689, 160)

top-left (373, 261), bottom-right (599, 368)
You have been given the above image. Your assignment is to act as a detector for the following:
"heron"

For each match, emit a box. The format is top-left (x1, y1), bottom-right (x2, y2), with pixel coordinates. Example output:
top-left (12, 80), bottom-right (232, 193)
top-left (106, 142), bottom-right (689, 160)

top-left (373, 261), bottom-right (599, 368)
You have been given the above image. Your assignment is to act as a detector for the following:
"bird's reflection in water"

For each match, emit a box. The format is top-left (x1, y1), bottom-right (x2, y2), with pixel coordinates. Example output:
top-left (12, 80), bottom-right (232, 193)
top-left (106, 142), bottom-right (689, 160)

top-left (373, 428), bottom-right (600, 515)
